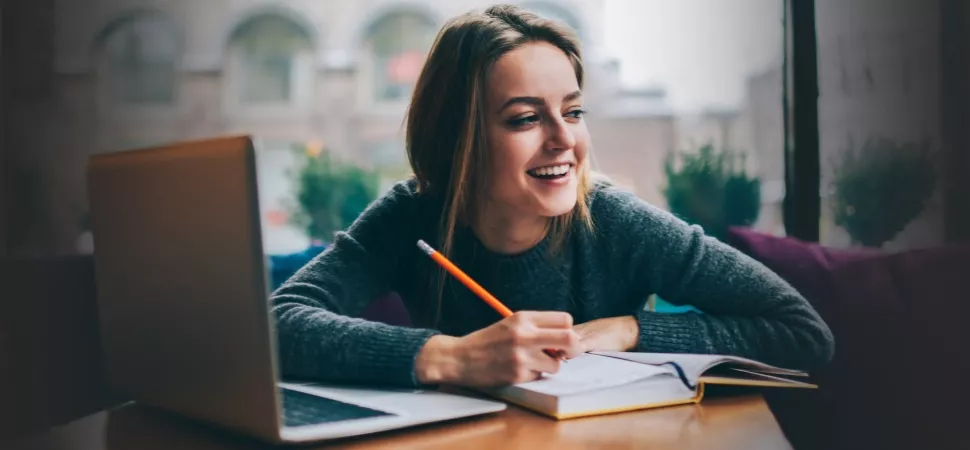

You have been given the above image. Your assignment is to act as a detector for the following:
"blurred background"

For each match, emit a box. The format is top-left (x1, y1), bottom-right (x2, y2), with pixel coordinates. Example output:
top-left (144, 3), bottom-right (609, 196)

top-left (2, 0), bottom-right (959, 314)
top-left (3, 0), bottom-right (944, 264)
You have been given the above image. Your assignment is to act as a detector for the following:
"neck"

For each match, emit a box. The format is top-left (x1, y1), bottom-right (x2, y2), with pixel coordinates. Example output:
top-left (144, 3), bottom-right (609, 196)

top-left (471, 203), bottom-right (550, 255)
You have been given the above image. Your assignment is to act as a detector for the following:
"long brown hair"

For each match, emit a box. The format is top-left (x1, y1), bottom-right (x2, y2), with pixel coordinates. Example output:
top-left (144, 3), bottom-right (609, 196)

top-left (405, 4), bottom-right (595, 326)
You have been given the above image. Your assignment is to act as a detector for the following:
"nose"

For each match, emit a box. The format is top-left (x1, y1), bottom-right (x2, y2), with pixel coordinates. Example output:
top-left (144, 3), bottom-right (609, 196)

top-left (544, 117), bottom-right (576, 152)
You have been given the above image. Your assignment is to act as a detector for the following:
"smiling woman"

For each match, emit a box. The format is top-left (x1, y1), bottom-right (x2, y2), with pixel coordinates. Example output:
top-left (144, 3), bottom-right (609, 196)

top-left (269, 4), bottom-right (834, 390)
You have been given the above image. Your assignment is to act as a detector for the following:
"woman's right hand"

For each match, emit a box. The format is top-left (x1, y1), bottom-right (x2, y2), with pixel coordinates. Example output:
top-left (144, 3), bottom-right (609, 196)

top-left (415, 311), bottom-right (582, 387)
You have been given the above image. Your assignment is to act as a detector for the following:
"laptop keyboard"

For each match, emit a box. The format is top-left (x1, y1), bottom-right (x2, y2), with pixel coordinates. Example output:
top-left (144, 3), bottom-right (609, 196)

top-left (280, 388), bottom-right (395, 428)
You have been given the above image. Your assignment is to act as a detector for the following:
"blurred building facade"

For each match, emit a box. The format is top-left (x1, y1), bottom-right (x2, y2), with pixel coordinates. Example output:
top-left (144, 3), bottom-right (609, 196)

top-left (2, 0), bottom-right (953, 258)
top-left (45, 0), bottom-right (684, 254)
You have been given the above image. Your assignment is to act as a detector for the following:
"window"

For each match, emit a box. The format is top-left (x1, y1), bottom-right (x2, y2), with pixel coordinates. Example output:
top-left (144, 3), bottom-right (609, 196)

top-left (592, 0), bottom-right (786, 241)
top-left (98, 14), bottom-right (178, 105)
top-left (814, 0), bottom-right (943, 249)
top-left (227, 14), bottom-right (314, 106)
top-left (362, 11), bottom-right (436, 103)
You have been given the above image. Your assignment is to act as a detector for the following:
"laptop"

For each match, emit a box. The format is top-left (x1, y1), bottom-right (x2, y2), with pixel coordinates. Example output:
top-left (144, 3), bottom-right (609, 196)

top-left (85, 135), bottom-right (506, 444)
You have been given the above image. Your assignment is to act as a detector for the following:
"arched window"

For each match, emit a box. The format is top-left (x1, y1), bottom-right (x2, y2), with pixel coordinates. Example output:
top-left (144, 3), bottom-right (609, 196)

top-left (520, 1), bottom-right (583, 37)
top-left (362, 11), bottom-right (436, 103)
top-left (227, 14), bottom-right (314, 105)
top-left (97, 14), bottom-right (178, 104)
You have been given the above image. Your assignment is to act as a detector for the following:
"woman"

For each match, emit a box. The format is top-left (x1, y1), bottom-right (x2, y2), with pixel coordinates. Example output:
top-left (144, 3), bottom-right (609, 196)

top-left (271, 4), bottom-right (834, 389)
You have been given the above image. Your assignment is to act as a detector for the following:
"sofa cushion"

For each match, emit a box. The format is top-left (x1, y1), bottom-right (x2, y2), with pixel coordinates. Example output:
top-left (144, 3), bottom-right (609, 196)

top-left (727, 228), bottom-right (970, 449)
top-left (820, 245), bottom-right (970, 450)
top-left (726, 227), bottom-right (882, 299)
top-left (726, 227), bottom-right (884, 329)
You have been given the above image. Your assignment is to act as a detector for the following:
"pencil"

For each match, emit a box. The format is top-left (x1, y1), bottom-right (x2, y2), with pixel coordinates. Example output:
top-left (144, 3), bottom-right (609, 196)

top-left (416, 239), bottom-right (567, 362)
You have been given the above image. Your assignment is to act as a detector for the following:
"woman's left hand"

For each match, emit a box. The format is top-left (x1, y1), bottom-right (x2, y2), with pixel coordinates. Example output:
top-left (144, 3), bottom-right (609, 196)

top-left (572, 315), bottom-right (640, 354)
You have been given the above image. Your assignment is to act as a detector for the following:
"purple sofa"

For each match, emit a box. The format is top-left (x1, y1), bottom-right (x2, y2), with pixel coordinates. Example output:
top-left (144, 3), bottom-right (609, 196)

top-left (726, 227), bottom-right (970, 450)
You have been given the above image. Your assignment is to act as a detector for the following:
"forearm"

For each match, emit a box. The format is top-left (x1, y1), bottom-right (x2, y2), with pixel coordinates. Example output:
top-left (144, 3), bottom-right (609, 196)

top-left (634, 300), bottom-right (833, 371)
top-left (266, 181), bottom-right (440, 386)
top-left (588, 186), bottom-right (834, 370)
top-left (269, 229), bottom-right (439, 387)
top-left (642, 221), bottom-right (832, 370)
top-left (273, 298), bottom-right (441, 387)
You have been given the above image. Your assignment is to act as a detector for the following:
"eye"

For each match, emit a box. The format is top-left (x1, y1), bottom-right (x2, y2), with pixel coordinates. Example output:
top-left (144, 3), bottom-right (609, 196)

top-left (565, 108), bottom-right (588, 120)
top-left (507, 114), bottom-right (539, 127)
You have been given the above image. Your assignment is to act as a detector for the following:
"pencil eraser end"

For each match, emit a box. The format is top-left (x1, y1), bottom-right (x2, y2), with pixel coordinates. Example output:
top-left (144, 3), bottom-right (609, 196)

top-left (416, 240), bottom-right (434, 255)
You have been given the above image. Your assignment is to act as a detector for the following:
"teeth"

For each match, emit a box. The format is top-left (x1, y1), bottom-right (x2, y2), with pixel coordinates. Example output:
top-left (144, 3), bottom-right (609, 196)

top-left (531, 164), bottom-right (570, 176)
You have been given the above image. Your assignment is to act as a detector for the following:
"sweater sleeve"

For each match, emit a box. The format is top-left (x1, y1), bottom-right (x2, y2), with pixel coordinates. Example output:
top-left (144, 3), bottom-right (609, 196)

top-left (593, 187), bottom-right (835, 372)
top-left (270, 181), bottom-right (440, 387)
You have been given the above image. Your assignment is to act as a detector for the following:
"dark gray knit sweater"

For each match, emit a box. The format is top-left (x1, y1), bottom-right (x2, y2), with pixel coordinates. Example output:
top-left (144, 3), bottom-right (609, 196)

top-left (270, 179), bottom-right (834, 387)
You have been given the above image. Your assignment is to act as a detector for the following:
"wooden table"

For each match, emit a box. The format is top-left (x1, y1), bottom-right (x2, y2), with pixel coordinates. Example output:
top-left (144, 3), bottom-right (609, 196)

top-left (3, 394), bottom-right (792, 449)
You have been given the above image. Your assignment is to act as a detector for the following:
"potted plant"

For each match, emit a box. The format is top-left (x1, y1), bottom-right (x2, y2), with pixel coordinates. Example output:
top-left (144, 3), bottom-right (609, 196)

top-left (828, 136), bottom-right (937, 247)
top-left (662, 143), bottom-right (762, 241)
top-left (286, 143), bottom-right (380, 243)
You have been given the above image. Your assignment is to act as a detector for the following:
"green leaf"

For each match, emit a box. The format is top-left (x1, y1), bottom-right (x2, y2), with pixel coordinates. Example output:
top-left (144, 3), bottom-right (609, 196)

top-left (662, 143), bottom-right (762, 240)
top-left (287, 145), bottom-right (380, 241)
top-left (828, 135), bottom-right (937, 247)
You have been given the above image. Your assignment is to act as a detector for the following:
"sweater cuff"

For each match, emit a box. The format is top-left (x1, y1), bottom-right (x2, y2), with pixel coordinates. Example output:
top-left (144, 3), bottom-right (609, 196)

top-left (634, 309), bottom-right (712, 354)
top-left (350, 326), bottom-right (442, 388)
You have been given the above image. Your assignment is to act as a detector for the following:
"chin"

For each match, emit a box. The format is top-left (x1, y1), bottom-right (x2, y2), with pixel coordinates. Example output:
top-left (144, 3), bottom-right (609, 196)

top-left (536, 191), bottom-right (579, 217)
top-left (519, 168), bottom-right (582, 217)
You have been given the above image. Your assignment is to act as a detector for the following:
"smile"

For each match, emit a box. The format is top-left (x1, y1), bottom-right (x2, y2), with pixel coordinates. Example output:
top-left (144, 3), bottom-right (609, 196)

top-left (526, 163), bottom-right (572, 180)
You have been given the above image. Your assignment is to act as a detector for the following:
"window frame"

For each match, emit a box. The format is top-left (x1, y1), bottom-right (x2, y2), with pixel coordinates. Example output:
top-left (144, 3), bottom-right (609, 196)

top-left (783, 0), bottom-right (821, 241)
top-left (940, 0), bottom-right (970, 242)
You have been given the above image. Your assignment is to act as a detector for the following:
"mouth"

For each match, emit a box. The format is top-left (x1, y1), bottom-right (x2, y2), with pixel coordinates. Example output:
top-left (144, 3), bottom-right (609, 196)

top-left (526, 163), bottom-right (573, 180)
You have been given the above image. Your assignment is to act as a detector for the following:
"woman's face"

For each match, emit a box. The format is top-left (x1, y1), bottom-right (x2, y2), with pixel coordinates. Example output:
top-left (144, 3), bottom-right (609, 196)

top-left (481, 41), bottom-right (590, 220)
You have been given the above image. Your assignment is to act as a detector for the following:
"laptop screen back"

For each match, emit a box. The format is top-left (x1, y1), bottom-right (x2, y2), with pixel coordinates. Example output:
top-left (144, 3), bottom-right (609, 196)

top-left (87, 136), bottom-right (282, 440)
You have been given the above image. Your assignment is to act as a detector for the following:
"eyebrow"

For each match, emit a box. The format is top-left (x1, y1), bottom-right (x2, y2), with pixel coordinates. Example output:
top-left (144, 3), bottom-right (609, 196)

top-left (498, 90), bottom-right (582, 112)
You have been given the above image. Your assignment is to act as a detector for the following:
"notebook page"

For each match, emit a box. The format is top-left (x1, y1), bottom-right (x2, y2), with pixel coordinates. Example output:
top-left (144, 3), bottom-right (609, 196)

top-left (592, 352), bottom-right (807, 386)
top-left (513, 353), bottom-right (673, 396)
top-left (595, 353), bottom-right (724, 383)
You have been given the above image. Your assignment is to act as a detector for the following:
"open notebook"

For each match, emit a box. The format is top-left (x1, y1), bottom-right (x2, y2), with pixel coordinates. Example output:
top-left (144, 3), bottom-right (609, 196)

top-left (479, 352), bottom-right (816, 420)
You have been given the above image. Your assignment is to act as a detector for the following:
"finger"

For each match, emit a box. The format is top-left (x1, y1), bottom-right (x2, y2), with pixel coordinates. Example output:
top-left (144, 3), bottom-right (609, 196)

top-left (513, 369), bottom-right (545, 384)
top-left (518, 310), bottom-right (573, 329)
top-left (560, 342), bottom-right (584, 359)
top-left (529, 349), bottom-right (562, 374)
top-left (574, 334), bottom-right (597, 356)
top-left (528, 329), bottom-right (582, 356)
